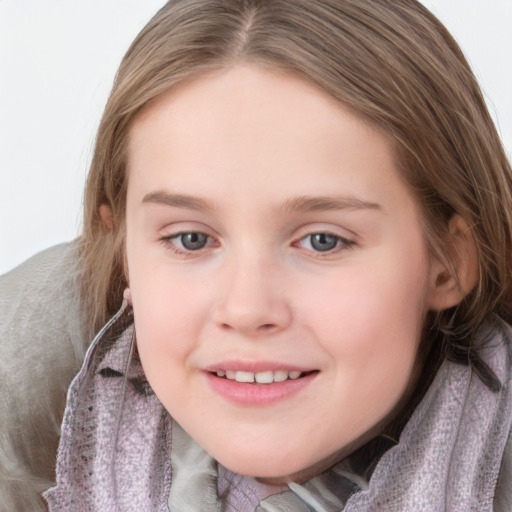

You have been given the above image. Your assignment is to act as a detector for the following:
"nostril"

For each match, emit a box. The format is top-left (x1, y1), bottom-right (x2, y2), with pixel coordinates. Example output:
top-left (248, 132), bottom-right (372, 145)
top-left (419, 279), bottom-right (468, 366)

top-left (259, 324), bottom-right (276, 331)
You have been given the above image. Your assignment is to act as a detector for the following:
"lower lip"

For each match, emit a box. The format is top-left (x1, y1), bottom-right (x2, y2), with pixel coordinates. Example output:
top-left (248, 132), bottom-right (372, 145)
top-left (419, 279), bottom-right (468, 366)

top-left (204, 371), bottom-right (317, 406)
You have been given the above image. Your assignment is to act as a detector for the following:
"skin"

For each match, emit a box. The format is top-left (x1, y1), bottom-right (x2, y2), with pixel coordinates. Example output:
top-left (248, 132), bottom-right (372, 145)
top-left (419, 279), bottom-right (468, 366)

top-left (124, 64), bottom-right (461, 484)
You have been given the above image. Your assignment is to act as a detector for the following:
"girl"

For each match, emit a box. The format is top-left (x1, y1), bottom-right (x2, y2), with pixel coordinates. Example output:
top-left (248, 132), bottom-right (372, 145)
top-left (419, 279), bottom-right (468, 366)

top-left (3, 0), bottom-right (512, 510)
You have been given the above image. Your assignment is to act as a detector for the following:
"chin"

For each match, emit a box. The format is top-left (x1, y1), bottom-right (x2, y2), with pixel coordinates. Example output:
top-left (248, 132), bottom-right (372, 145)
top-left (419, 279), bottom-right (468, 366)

top-left (213, 433), bottom-right (367, 485)
top-left (216, 451), bottom-right (301, 482)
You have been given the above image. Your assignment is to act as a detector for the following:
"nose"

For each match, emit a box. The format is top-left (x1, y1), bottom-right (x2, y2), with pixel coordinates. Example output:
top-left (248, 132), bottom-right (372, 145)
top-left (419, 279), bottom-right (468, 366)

top-left (212, 257), bottom-right (292, 336)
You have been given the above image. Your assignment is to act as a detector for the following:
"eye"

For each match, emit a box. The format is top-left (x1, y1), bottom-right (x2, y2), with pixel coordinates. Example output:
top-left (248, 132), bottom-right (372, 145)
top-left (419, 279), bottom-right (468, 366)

top-left (308, 233), bottom-right (339, 252)
top-left (169, 232), bottom-right (211, 251)
top-left (297, 232), bottom-right (354, 253)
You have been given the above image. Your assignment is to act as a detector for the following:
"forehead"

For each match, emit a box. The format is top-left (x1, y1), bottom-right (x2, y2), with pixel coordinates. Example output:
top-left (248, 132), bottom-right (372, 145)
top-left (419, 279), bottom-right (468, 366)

top-left (126, 64), bottom-right (408, 213)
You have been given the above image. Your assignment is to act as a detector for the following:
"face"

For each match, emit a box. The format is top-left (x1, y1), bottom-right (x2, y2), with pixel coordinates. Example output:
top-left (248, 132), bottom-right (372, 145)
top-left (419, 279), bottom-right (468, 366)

top-left (125, 64), bottom-right (435, 484)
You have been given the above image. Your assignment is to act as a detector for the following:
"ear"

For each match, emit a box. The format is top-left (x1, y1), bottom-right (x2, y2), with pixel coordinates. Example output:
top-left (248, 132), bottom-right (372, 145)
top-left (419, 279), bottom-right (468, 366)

top-left (427, 215), bottom-right (479, 312)
top-left (123, 288), bottom-right (133, 306)
top-left (99, 204), bottom-right (114, 231)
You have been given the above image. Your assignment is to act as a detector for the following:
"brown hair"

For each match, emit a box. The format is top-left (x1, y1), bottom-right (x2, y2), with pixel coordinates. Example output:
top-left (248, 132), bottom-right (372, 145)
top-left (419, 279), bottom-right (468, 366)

top-left (81, 0), bottom-right (512, 383)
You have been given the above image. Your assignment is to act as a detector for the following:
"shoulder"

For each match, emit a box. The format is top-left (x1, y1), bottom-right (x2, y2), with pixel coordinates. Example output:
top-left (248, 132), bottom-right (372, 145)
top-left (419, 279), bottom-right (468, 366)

top-left (1, 242), bottom-right (79, 302)
top-left (0, 241), bottom-right (90, 374)
top-left (0, 242), bottom-right (91, 511)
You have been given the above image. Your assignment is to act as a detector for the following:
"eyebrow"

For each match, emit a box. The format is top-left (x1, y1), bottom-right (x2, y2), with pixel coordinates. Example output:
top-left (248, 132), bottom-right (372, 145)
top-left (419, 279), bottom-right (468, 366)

top-left (142, 190), bottom-right (382, 214)
top-left (142, 191), bottom-right (215, 211)
top-left (281, 195), bottom-right (382, 214)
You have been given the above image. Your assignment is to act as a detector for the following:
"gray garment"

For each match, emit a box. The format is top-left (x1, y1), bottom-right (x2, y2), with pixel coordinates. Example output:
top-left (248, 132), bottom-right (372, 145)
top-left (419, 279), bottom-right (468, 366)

top-left (0, 243), bottom-right (90, 512)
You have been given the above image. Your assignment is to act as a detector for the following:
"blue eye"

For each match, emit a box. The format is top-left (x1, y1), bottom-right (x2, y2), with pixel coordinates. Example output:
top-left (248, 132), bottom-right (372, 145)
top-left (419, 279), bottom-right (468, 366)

top-left (297, 232), bottom-right (353, 254)
top-left (172, 232), bottom-right (210, 251)
top-left (309, 233), bottom-right (339, 252)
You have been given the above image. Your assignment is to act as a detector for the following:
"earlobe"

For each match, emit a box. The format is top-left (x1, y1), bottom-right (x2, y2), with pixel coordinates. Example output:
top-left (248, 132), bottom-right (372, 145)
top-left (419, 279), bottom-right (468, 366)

top-left (123, 288), bottom-right (133, 307)
top-left (427, 215), bottom-right (479, 312)
top-left (99, 204), bottom-right (115, 231)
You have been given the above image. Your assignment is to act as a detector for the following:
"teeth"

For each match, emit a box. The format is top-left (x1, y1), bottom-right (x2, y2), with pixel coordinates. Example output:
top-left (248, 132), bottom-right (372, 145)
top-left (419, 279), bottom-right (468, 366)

top-left (255, 371), bottom-right (273, 384)
top-left (273, 370), bottom-right (288, 382)
top-left (219, 369), bottom-right (304, 383)
top-left (235, 371), bottom-right (255, 383)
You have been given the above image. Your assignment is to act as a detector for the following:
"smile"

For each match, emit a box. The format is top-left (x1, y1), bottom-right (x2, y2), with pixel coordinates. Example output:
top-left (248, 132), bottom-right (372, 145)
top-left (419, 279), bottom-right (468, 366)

top-left (214, 369), bottom-right (308, 383)
top-left (204, 367), bottom-right (318, 406)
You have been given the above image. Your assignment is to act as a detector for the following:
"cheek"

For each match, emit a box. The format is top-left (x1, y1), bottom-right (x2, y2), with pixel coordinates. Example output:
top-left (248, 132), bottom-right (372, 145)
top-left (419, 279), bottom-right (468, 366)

top-left (128, 257), bottom-right (227, 405)
top-left (130, 275), bottom-right (206, 414)
top-left (126, 246), bottom-right (202, 376)
top-left (132, 275), bottom-right (205, 353)
top-left (303, 264), bottom-right (427, 352)
top-left (300, 248), bottom-right (428, 405)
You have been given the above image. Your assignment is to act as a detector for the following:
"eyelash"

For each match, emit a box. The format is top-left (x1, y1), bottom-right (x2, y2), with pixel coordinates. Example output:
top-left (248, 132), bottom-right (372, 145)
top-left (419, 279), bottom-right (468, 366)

top-left (160, 231), bottom-right (356, 257)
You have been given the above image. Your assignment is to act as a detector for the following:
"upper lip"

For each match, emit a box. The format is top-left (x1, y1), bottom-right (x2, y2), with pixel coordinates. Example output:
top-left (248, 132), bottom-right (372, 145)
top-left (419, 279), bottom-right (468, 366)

top-left (203, 361), bottom-right (315, 373)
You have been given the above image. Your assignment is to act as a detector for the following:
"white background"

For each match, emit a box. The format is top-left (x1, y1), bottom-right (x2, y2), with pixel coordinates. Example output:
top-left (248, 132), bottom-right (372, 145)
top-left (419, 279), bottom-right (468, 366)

top-left (1, 0), bottom-right (511, 275)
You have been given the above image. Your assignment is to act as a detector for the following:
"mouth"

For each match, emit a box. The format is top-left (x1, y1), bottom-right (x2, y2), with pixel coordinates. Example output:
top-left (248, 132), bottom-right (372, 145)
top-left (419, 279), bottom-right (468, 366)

top-left (210, 369), bottom-right (317, 384)
top-left (205, 365), bottom-right (320, 407)
top-left (203, 363), bottom-right (319, 405)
